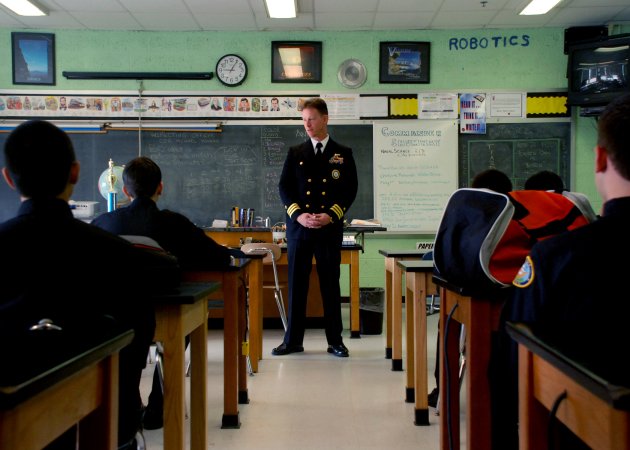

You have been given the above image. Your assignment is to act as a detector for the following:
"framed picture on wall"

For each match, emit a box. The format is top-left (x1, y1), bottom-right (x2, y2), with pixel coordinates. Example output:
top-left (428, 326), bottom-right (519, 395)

top-left (271, 41), bottom-right (322, 83)
top-left (379, 41), bottom-right (430, 84)
top-left (11, 32), bottom-right (56, 85)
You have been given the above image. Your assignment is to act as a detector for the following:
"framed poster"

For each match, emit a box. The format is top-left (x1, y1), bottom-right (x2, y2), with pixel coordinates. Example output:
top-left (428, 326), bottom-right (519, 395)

top-left (12, 32), bottom-right (56, 85)
top-left (271, 41), bottom-right (322, 83)
top-left (379, 41), bottom-right (430, 84)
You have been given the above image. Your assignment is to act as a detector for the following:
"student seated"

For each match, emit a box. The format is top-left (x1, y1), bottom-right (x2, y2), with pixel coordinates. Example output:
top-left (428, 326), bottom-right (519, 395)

top-left (498, 94), bottom-right (630, 448)
top-left (92, 155), bottom-right (243, 429)
top-left (0, 120), bottom-right (180, 450)
top-left (524, 169), bottom-right (565, 192)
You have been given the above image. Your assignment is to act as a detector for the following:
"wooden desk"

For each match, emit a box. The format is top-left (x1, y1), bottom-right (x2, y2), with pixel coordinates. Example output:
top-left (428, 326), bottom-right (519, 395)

top-left (379, 249), bottom-right (426, 370)
top-left (397, 260), bottom-right (434, 426)
top-left (433, 275), bottom-right (507, 450)
top-left (206, 236), bottom-right (362, 338)
top-left (0, 321), bottom-right (133, 450)
top-left (507, 322), bottom-right (630, 450)
top-left (240, 246), bottom-right (361, 373)
top-left (204, 227), bottom-right (272, 247)
top-left (152, 282), bottom-right (221, 450)
top-left (182, 259), bottom-right (251, 429)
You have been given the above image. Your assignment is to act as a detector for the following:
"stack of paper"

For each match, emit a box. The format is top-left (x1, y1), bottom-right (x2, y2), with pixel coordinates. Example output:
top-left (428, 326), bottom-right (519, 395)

top-left (350, 219), bottom-right (382, 226)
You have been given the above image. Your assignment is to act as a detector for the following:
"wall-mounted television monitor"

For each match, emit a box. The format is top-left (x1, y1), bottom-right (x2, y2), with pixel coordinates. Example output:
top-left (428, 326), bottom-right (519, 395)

top-left (567, 34), bottom-right (630, 114)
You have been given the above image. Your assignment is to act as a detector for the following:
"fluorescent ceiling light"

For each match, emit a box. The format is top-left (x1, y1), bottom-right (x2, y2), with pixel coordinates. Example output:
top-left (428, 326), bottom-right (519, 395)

top-left (0, 0), bottom-right (48, 16)
top-left (519, 0), bottom-right (562, 15)
top-left (264, 0), bottom-right (297, 19)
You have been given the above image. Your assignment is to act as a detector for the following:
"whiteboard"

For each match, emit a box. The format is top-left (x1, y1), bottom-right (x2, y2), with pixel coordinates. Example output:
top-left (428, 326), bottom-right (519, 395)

top-left (373, 120), bottom-right (458, 232)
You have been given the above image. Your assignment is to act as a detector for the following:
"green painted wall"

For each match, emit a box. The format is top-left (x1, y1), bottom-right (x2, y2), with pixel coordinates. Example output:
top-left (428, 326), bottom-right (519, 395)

top-left (1, 26), bottom-right (625, 291)
top-left (1, 28), bottom-right (566, 91)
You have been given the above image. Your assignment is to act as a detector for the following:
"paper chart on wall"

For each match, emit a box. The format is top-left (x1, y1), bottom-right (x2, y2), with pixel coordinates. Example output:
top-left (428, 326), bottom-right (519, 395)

top-left (373, 120), bottom-right (458, 232)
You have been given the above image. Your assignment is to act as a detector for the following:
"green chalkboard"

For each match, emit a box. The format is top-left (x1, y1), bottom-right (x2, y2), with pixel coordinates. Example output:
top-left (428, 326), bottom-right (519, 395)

top-left (0, 124), bottom-right (374, 225)
top-left (458, 122), bottom-right (571, 190)
top-left (0, 121), bottom-right (572, 228)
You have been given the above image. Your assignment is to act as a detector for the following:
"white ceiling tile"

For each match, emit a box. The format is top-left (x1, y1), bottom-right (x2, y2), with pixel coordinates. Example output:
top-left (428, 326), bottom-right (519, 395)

top-left (373, 13), bottom-right (434, 29)
top-left (570, 0), bottom-right (630, 6)
top-left (431, 10), bottom-right (501, 28)
top-left (315, 12), bottom-right (375, 29)
top-left (489, 10), bottom-right (555, 27)
top-left (120, 0), bottom-right (189, 13)
top-left (0, 0), bottom-right (623, 32)
top-left (132, 12), bottom-right (201, 30)
top-left (442, 0), bottom-right (510, 12)
top-left (297, 0), bottom-right (314, 13)
top-left (195, 13), bottom-right (258, 30)
top-left (48, 0), bottom-right (127, 12)
top-left (377, 0), bottom-right (443, 11)
top-left (69, 12), bottom-right (143, 30)
top-left (0, 8), bottom-right (26, 27)
top-left (547, 6), bottom-right (627, 26)
top-left (16, 11), bottom-right (85, 28)
top-left (184, 0), bottom-right (253, 14)
top-left (254, 12), bottom-right (315, 30)
top-left (314, 0), bottom-right (379, 13)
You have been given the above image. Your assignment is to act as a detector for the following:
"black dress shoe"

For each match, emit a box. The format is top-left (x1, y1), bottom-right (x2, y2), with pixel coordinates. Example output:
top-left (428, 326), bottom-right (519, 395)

top-left (142, 405), bottom-right (163, 430)
top-left (327, 343), bottom-right (349, 357)
top-left (428, 387), bottom-right (439, 408)
top-left (271, 343), bottom-right (304, 355)
top-left (118, 437), bottom-right (138, 450)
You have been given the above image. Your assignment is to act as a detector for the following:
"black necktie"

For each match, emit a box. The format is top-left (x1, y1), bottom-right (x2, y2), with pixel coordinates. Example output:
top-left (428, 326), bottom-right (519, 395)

top-left (316, 142), bottom-right (323, 160)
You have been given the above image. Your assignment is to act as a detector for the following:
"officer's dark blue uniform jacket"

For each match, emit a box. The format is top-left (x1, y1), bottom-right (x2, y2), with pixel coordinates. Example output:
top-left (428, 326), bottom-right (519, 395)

top-left (279, 138), bottom-right (358, 238)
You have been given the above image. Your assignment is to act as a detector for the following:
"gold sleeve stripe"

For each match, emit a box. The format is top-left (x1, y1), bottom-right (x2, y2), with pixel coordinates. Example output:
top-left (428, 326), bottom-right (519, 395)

top-left (331, 204), bottom-right (344, 219)
top-left (287, 203), bottom-right (300, 216)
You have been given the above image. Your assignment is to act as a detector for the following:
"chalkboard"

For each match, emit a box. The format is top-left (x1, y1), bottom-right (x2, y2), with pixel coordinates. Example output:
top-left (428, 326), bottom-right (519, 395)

top-left (459, 122), bottom-right (571, 190)
top-left (0, 124), bottom-right (374, 225)
top-left (0, 121), bottom-right (571, 229)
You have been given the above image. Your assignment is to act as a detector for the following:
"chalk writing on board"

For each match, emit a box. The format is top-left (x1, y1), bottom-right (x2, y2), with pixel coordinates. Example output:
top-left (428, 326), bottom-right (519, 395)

top-left (0, 123), bottom-right (570, 226)
top-left (459, 123), bottom-right (570, 190)
top-left (261, 126), bottom-right (288, 167)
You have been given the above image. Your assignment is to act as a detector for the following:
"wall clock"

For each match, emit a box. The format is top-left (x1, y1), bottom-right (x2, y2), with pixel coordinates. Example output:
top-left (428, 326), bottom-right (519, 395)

top-left (216, 54), bottom-right (248, 87)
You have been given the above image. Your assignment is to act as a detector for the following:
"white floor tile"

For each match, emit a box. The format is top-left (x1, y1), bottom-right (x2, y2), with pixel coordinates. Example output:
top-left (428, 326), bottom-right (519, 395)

top-left (140, 306), bottom-right (462, 450)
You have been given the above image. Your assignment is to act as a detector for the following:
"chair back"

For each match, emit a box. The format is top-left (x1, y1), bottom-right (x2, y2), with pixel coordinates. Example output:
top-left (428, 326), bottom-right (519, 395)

top-left (240, 242), bottom-right (282, 264)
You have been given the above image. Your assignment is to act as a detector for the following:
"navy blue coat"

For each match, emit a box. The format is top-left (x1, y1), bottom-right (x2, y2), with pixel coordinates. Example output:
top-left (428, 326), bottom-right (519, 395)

top-left (278, 138), bottom-right (358, 240)
top-left (0, 198), bottom-right (180, 329)
top-left (92, 196), bottom-right (232, 270)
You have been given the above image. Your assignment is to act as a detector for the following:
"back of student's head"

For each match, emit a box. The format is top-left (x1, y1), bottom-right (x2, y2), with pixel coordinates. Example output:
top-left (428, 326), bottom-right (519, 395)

top-left (598, 93), bottom-right (630, 181)
top-left (524, 170), bottom-right (565, 192)
top-left (3, 120), bottom-right (75, 198)
top-left (471, 169), bottom-right (513, 194)
top-left (123, 156), bottom-right (162, 198)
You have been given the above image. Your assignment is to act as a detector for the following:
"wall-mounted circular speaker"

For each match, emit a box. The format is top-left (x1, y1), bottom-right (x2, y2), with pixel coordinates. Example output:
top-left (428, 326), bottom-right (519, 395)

top-left (337, 59), bottom-right (367, 89)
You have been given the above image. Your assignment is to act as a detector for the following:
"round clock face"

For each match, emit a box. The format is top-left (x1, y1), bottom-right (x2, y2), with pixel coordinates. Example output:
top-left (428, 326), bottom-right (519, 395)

top-left (216, 54), bottom-right (247, 87)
